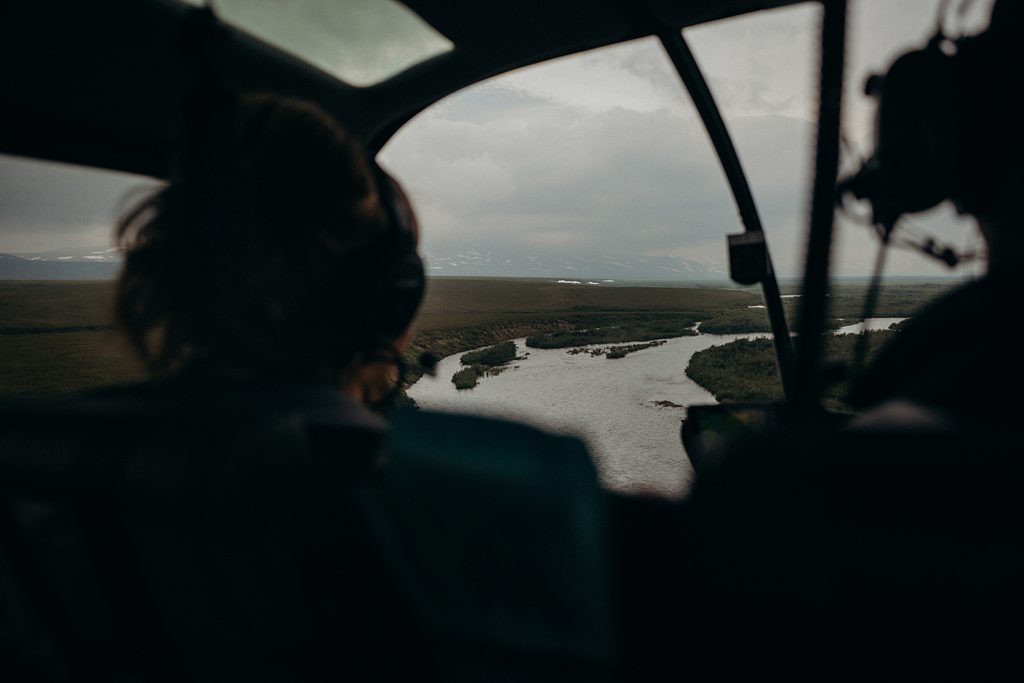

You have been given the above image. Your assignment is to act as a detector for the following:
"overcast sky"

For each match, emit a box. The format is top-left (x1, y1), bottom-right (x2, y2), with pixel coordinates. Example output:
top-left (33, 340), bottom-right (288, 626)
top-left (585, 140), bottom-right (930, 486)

top-left (0, 0), bottom-right (994, 278)
top-left (381, 0), bottom-right (992, 278)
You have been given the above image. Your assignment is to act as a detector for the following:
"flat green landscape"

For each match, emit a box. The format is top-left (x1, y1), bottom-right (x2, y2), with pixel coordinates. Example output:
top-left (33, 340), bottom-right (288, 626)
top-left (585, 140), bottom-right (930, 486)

top-left (686, 330), bottom-right (897, 411)
top-left (1, 277), bottom-right (953, 400)
top-left (0, 281), bottom-right (144, 394)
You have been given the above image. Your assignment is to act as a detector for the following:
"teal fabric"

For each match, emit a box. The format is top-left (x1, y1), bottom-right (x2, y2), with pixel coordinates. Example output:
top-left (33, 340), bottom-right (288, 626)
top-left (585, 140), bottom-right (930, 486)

top-left (359, 409), bottom-right (615, 668)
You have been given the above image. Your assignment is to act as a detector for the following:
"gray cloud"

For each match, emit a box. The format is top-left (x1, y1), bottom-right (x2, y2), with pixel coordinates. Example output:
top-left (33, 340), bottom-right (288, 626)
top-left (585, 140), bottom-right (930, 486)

top-left (0, 155), bottom-right (158, 253)
top-left (383, 0), bottom-right (988, 278)
top-left (384, 98), bottom-right (818, 274)
top-left (1, 0), bottom-right (989, 278)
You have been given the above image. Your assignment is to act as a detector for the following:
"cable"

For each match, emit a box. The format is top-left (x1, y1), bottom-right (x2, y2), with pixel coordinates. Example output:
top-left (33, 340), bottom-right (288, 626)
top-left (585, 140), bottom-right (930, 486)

top-left (850, 224), bottom-right (892, 379)
top-left (936, 0), bottom-right (953, 34)
top-left (891, 216), bottom-right (980, 267)
top-left (837, 202), bottom-right (979, 268)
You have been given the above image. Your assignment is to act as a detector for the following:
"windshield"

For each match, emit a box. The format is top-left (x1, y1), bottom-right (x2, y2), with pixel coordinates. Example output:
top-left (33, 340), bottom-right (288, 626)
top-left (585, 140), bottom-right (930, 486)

top-left (681, 0), bottom-right (991, 411)
top-left (0, 154), bottom-right (156, 394)
top-left (183, 0), bottom-right (453, 86)
top-left (380, 1), bottom-right (990, 494)
top-left (382, 33), bottom-right (799, 497)
top-left (835, 0), bottom-right (990, 278)
top-left (0, 1), bottom-right (991, 496)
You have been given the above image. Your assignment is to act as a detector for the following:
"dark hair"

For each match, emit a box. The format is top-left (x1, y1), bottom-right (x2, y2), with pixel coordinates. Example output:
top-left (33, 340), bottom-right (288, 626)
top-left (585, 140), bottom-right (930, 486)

top-left (115, 93), bottom-right (392, 381)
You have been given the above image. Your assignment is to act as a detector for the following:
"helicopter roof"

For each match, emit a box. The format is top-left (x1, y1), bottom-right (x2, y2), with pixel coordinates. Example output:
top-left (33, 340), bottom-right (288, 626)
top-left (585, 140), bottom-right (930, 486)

top-left (1, 0), bottom-right (803, 178)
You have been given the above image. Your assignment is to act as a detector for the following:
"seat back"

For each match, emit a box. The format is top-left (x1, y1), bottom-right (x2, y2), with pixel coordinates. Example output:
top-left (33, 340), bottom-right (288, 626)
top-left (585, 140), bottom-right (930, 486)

top-left (683, 422), bottom-right (1024, 679)
top-left (370, 409), bottom-right (617, 681)
top-left (0, 392), bottom-right (429, 681)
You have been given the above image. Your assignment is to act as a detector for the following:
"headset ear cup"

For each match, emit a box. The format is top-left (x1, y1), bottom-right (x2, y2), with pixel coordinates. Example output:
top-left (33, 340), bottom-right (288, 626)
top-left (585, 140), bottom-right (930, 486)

top-left (873, 46), bottom-right (959, 225)
top-left (374, 253), bottom-right (426, 342)
top-left (360, 164), bottom-right (426, 348)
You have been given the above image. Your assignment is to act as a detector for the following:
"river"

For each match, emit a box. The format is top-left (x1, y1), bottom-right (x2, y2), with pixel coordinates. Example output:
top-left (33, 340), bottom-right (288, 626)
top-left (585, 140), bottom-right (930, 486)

top-left (407, 318), bottom-right (904, 498)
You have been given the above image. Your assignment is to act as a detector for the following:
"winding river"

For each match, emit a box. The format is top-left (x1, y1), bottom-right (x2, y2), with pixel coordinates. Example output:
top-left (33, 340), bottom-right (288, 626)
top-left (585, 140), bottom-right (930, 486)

top-left (408, 318), bottom-right (904, 498)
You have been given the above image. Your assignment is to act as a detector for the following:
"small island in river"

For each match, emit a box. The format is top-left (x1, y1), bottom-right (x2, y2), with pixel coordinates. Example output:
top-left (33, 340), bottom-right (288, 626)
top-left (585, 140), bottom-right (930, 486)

top-left (567, 339), bottom-right (667, 359)
top-left (452, 340), bottom-right (522, 390)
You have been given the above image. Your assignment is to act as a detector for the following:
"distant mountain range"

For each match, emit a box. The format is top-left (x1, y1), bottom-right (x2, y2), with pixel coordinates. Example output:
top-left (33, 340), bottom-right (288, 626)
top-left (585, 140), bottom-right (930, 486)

top-left (1, 243), bottom-right (730, 282)
top-left (0, 247), bottom-right (121, 279)
top-left (422, 242), bottom-right (729, 281)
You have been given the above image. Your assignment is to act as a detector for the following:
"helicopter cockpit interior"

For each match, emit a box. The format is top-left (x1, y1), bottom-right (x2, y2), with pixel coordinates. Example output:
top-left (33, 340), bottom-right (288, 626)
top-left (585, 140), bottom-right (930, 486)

top-left (3, 0), bottom-right (1021, 679)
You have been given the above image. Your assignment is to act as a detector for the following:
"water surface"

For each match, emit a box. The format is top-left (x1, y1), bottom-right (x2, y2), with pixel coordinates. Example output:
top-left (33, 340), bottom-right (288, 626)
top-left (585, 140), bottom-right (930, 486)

top-left (408, 318), bottom-right (903, 497)
top-left (409, 332), bottom-right (764, 497)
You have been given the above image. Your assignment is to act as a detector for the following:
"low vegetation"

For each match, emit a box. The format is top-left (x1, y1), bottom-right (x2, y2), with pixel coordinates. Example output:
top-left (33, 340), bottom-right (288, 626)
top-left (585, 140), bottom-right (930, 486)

top-left (460, 340), bottom-right (517, 367)
top-left (452, 366), bottom-right (481, 390)
top-left (0, 281), bottom-right (144, 394)
top-left (695, 282), bottom-right (948, 335)
top-left (525, 315), bottom-right (698, 349)
top-left (566, 340), bottom-right (668, 358)
top-left (1, 278), bottom-right (951, 408)
top-left (825, 281), bottom-right (947, 320)
top-left (606, 340), bottom-right (666, 359)
top-left (685, 330), bottom-right (897, 411)
top-left (402, 280), bottom-right (754, 389)
top-left (696, 308), bottom-right (776, 335)
top-left (452, 340), bottom-right (520, 390)
top-left (685, 338), bottom-right (785, 403)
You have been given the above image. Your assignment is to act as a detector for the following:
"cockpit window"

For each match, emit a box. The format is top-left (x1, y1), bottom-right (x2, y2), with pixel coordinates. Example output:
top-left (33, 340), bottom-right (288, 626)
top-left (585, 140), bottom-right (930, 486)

top-left (380, 3), bottom-right (991, 496)
top-left (680, 1), bottom-right (987, 411)
top-left (0, 154), bottom-right (157, 395)
top-left (0, 155), bottom-right (156, 257)
top-left (2, 1), bottom-right (993, 489)
top-left (382, 37), bottom-right (773, 497)
top-left (182, 0), bottom-right (453, 86)
top-left (381, 35), bottom-right (738, 280)
top-left (683, 2), bottom-right (819, 280)
top-left (682, 0), bottom-right (989, 280)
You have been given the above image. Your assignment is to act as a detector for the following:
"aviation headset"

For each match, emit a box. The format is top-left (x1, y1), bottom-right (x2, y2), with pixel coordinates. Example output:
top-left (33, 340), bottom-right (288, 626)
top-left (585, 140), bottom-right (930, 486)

top-left (841, 0), bottom-right (1019, 239)
top-left (362, 163), bottom-right (426, 352)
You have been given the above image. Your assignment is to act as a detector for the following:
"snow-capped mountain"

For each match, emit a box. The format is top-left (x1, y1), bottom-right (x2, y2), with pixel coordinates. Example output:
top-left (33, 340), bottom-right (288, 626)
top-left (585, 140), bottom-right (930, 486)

top-left (0, 242), bottom-right (729, 282)
top-left (0, 247), bottom-right (121, 279)
top-left (422, 242), bottom-right (728, 281)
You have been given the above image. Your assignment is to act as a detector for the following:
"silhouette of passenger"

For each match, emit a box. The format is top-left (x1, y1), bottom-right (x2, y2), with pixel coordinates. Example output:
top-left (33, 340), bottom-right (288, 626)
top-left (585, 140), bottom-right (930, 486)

top-left (848, 0), bottom-right (1024, 429)
top-left (100, 92), bottom-right (616, 678)
top-left (113, 93), bottom-right (424, 409)
top-left (677, 5), bottom-right (1024, 678)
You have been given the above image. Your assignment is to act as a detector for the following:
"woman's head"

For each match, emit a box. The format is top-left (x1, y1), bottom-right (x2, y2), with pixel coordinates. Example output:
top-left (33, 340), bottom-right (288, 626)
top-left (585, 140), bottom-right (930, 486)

top-left (115, 93), bottom-right (422, 385)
